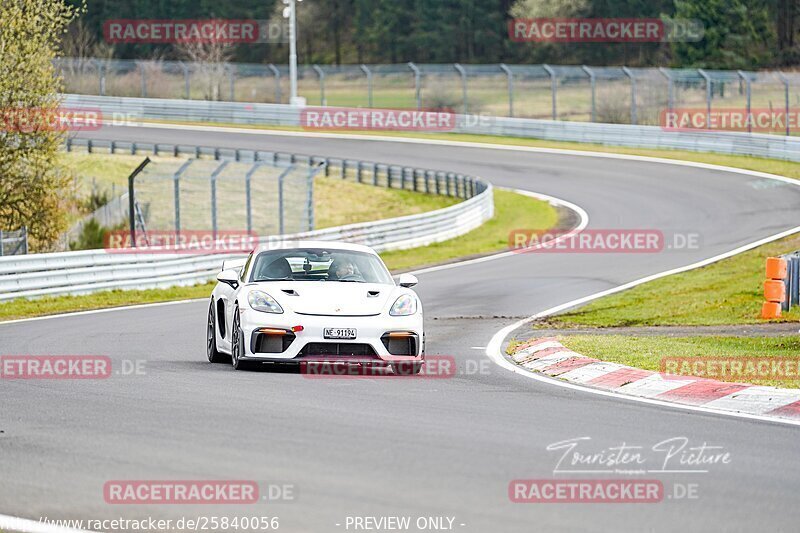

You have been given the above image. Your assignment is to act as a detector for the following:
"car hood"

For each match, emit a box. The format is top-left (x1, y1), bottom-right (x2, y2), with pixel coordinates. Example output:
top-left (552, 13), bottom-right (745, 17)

top-left (251, 281), bottom-right (399, 316)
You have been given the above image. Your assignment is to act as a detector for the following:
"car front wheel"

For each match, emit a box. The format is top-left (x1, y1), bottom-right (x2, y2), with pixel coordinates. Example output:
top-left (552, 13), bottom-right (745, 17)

top-left (207, 301), bottom-right (229, 364)
top-left (231, 308), bottom-right (250, 371)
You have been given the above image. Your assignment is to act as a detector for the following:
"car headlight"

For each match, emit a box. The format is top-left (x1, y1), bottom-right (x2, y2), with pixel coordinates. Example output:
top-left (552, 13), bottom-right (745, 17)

top-left (390, 294), bottom-right (418, 316)
top-left (248, 291), bottom-right (284, 314)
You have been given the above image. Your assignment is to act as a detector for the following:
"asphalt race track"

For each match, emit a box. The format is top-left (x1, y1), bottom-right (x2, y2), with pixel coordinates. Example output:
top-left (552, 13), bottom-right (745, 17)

top-left (2, 125), bottom-right (800, 532)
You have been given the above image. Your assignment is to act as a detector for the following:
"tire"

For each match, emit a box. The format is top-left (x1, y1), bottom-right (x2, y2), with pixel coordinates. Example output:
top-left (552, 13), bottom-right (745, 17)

top-left (231, 308), bottom-right (250, 371)
top-left (207, 301), bottom-right (229, 364)
top-left (392, 362), bottom-right (423, 375)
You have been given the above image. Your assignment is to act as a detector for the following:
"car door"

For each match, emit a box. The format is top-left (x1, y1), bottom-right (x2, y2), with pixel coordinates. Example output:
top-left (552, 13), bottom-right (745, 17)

top-left (217, 253), bottom-right (252, 353)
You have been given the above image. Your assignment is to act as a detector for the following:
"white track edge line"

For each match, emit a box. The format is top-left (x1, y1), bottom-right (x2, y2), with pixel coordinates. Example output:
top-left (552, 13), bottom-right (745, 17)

top-left (486, 223), bottom-right (800, 428)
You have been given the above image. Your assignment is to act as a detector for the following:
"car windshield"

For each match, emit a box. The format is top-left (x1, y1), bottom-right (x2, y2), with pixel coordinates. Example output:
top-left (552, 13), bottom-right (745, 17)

top-left (249, 248), bottom-right (394, 285)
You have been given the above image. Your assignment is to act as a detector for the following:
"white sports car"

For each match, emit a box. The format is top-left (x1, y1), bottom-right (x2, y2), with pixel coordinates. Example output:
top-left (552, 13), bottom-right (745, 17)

top-left (207, 241), bottom-right (425, 373)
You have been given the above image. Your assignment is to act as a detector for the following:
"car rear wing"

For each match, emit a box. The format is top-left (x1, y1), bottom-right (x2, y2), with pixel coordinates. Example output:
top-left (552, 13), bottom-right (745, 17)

top-left (221, 258), bottom-right (247, 272)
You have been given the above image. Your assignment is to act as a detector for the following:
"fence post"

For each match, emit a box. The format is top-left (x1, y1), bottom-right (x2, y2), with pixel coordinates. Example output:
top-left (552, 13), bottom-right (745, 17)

top-left (245, 164), bottom-right (261, 234)
top-left (737, 70), bottom-right (752, 133)
top-left (360, 64), bottom-right (373, 108)
top-left (622, 66), bottom-right (637, 125)
top-left (408, 62), bottom-right (422, 110)
top-left (228, 64), bottom-right (236, 101)
top-left (127, 157), bottom-right (152, 247)
top-left (312, 65), bottom-right (326, 106)
top-left (0, 229), bottom-right (4, 257)
top-left (138, 61), bottom-right (147, 97)
top-left (542, 64), bottom-right (557, 120)
top-left (499, 63), bottom-right (514, 117)
top-left (268, 64), bottom-right (282, 104)
top-left (172, 158), bottom-right (194, 238)
top-left (22, 226), bottom-right (28, 255)
top-left (307, 166), bottom-right (315, 231)
top-left (581, 65), bottom-right (596, 122)
top-left (277, 166), bottom-right (294, 235)
top-left (775, 72), bottom-right (791, 136)
top-left (97, 60), bottom-right (106, 96)
top-left (658, 67), bottom-right (674, 114)
top-left (698, 69), bottom-right (712, 127)
top-left (454, 63), bottom-right (468, 115)
top-left (180, 62), bottom-right (190, 99)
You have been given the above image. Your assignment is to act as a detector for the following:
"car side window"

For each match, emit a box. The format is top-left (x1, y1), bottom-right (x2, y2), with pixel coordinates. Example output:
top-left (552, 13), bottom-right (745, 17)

top-left (240, 252), bottom-right (253, 283)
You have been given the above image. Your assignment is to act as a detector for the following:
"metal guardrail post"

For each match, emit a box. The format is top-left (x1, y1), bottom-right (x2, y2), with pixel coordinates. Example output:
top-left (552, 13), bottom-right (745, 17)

top-left (542, 64), bottom-right (557, 120)
top-left (737, 70), bottom-right (752, 133)
top-left (622, 67), bottom-right (637, 125)
top-left (127, 157), bottom-right (152, 247)
top-left (408, 62), bottom-right (422, 110)
top-left (698, 69), bottom-right (712, 127)
top-left (792, 254), bottom-right (800, 308)
top-left (454, 63), bottom-right (468, 115)
top-left (313, 65), bottom-right (326, 106)
top-left (499, 63), bottom-right (513, 117)
top-left (776, 72), bottom-right (791, 136)
top-left (581, 65), bottom-right (596, 123)
top-left (360, 65), bottom-right (373, 108)
top-left (268, 64), bottom-right (282, 104)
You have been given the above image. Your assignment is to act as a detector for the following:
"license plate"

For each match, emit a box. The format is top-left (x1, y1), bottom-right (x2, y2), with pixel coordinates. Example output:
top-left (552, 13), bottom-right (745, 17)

top-left (324, 328), bottom-right (357, 339)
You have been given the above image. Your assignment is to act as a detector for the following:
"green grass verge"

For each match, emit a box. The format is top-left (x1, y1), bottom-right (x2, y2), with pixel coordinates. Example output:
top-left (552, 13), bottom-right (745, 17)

top-left (0, 190), bottom-right (556, 322)
top-left (559, 335), bottom-right (800, 388)
top-left (381, 189), bottom-right (557, 271)
top-left (542, 233), bottom-right (800, 328)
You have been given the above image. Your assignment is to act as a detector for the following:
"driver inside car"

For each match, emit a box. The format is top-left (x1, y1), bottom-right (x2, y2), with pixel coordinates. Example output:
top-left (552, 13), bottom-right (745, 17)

top-left (329, 258), bottom-right (358, 280)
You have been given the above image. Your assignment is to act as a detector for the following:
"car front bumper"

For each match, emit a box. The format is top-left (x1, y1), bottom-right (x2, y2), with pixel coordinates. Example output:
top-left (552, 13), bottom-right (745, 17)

top-left (237, 307), bottom-right (424, 363)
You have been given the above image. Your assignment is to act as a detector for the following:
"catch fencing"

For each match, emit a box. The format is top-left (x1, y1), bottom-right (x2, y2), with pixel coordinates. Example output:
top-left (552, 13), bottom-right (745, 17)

top-left (57, 58), bottom-right (800, 133)
top-left (0, 228), bottom-right (28, 257)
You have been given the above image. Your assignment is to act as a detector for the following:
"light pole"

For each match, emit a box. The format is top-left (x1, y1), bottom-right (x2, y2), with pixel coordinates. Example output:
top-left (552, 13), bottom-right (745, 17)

top-left (282, 0), bottom-right (304, 106)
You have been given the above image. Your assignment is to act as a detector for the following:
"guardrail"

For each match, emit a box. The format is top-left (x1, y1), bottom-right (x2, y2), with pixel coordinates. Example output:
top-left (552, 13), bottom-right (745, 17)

top-left (762, 254), bottom-right (800, 318)
top-left (63, 94), bottom-right (800, 163)
top-left (0, 146), bottom-right (491, 301)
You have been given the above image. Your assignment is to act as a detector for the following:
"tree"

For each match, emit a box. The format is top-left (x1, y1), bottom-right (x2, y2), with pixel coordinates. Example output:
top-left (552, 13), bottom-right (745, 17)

top-left (0, 0), bottom-right (82, 252)
top-left (671, 0), bottom-right (774, 68)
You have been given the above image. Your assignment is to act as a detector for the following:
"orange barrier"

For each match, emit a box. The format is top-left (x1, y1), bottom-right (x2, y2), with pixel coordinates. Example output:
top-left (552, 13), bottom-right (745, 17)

top-left (766, 257), bottom-right (788, 280)
top-left (762, 257), bottom-right (788, 319)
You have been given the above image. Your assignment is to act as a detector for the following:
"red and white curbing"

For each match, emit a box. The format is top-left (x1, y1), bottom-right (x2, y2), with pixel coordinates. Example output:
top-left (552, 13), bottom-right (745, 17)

top-left (509, 337), bottom-right (800, 421)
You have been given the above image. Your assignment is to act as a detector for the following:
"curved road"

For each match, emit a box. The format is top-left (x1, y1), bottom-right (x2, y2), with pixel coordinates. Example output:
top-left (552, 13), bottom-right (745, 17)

top-left (2, 125), bottom-right (800, 532)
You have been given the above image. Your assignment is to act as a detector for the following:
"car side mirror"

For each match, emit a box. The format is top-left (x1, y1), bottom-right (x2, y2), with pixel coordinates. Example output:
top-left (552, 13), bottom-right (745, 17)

top-left (217, 269), bottom-right (240, 289)
top-left (398, 273), bottom-right (418, 288)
